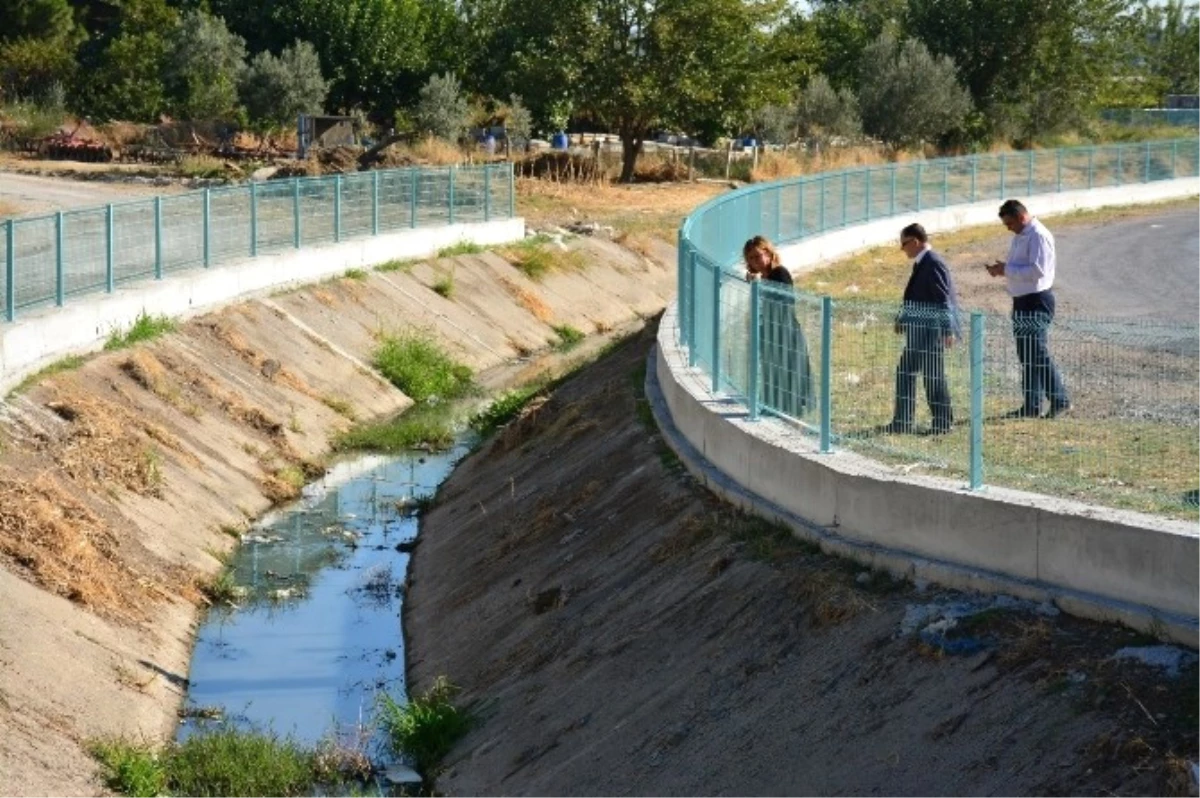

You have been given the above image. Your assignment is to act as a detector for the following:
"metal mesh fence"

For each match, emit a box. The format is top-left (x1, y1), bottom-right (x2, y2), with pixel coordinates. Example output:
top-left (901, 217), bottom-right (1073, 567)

top-left (0, 162), bottom-right (514, 318)
top-left (677, 138), bottom-right (1199, 516)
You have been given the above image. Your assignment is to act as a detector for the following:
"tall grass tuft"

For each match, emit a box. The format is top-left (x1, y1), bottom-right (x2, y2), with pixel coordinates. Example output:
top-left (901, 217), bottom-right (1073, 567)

top-left (165, 726), bottom-right (316, 797)
top-left (372, 333), bottom-right (474, 403)
top-left (104, 313), bottom-right (177, 351)
top-left (377, 676), bottom-right (473, 777)
top-left (469, 384), bottom-right (544, 438)
top-left (334, 404), bottom-right (457, 452)
top-left (90, 739), bottom-right (167, 798)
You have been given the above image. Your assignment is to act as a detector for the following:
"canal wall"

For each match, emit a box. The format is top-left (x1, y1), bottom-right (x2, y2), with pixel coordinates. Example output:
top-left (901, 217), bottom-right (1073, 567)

top-left (0, 228), bottom-right (678, 796)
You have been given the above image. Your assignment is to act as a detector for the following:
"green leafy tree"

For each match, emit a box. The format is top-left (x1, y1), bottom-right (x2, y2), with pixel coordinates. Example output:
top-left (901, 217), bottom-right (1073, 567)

top-left (414, 71), bottom-right (470, 141)
top-left (905, 0), bottom-right (1137, 142)
top-left (0, 0), bottom-right (77, 42)
top-left (0, 0), bottom-right (82, 101)
top-left (752, 103), bottom-right (799, 145)
top-left (796, 73), bottom-right (861, 145)
top-left (240, 40), bottom-right (329, 130)
top-left (164, 10), bottom-right (247, 119)
top-left (857, 32), bottom-right (972, 148)
top-left (504, 93), bottom-right (533, 148)
top-left (73, 0), bottom-right (178, 121)
top-left (1139, 0), bottom-right (1200, 95)
top-left (808, 0), bottom-right (904, 91)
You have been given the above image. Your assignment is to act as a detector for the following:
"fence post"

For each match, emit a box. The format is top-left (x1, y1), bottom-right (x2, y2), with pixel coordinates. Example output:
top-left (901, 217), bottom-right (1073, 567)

top-left (410, 169), bottom-right (418, 228)
top-left (774, 186), bottom-right (782, 238)
top-left (710, 266), bottom-right (722, 393)
top-left (250, 182), bottom-right (259, 256)
top-left (372, 171), bottom-right (380, 235)
top-left (293, 179), bottom-right (302, 248)
top-left (864, 168), bottom-right (872, 220)
top-left (889, 166), bottom-right (896, 215)
top-left (154, 196), bottom-right (163, 279)
top-left (484, 167), bottom-right (491, 222)
top-left (915, 162), bottom-right (922, 211)
top-left (819, 176), bottom-right (827, 231)
top-left (798, 181), bottom-right (805, 236)
top-left (509, 163), bottom-right (515, 218)
top-left (819, 296), bottom-right (833, 453)
top-left (1144, 141), bottom-right (1151, 182)
top-left (334, 175), bottom-right (343, 242)
top-left (1116, 145), bottom-right (1123, 184)
top-left (747, 279), bottom-right (761, 421)
top-left (203, 189), bottom-right (211, 266)
top-left (688, 251), bottom-right (699, 368)
top-left (5, 219), bottom-right (14, 321)
top-left (1056, 149), bottom-right (1063, 192)
top-left (448, 167), bottom-right (456, 225)
top-left (999, 154), bottom-right (1006, 198)
top-left (841, 171), bottom-right (848, 225)
top-left (677, 230), bottom-right (686, 348)
top-left (106, 204), bottom-right (114, 293)
top-left (942, 161), bottom-right (949, 206)
top-left (1087, 148), bottom-right (1094, 189)
top-left (970, 156), bottom-right (977, 202)
top-left (55, 212), bottom-right (64, 307)
top-left (969, 311), bottom-right (984, 490)
top-left (1171, 140), bottom-right (1177, 178)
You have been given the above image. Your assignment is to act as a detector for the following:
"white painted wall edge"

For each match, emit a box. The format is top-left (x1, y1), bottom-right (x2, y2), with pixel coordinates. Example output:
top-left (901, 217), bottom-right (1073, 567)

top-left (656, 179), bottom-right (1199, 647)
top-left (0, 218), bottom-right (525, 394)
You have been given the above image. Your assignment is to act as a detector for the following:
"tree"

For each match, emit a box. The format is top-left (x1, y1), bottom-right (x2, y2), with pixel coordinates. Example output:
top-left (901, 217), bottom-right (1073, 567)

top-left (414, 72), bottom-right (469, 141)
top-left (0, 0), bottom-right (77, 43)
top-left (857, 32), bottom-right (972, 148)
top-left (753, 103), bottom-right (799, 145)
top-left (796, 74), bottom-right (861, 145)
top-left (240, 40), bottom-right (329, 130)
top-left (163, 11), bottom-right (247, 120)
top-left (504, 93), bottom-right (532, 149)
top-left (72, 0), bottom-right (179, 121)
top-left (1139, 0), bottom-right (1200, 95)
top-left (808, 0), bottom-right (904, 91)
top-left (0, 0), bottom-right (82, 101)
top-left (905, 0), bottom-right (1136, 142)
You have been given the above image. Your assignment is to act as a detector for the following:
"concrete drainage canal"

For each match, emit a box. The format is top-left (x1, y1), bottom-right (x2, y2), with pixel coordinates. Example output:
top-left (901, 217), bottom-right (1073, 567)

top-left (178, 436), bottom-right (475, 794)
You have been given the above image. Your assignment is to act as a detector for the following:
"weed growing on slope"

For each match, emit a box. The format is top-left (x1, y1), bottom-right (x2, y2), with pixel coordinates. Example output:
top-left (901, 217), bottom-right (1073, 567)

top-left (377, 676), bottom-right (473, 778)
top-left (372, 332), bottom-right (474, 403)
top-left (104, 313), bottom-right (177, 351)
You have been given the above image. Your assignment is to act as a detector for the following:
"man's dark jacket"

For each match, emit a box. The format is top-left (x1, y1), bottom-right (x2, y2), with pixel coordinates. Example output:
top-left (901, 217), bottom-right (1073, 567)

top-left (898, 249), bottom-right (961, 337)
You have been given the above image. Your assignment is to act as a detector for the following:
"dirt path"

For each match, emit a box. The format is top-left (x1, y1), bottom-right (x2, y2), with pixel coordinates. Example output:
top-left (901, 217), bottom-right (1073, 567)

top-left (406, 320), bottom-right (1198, 796)
top-left (0, 170), bottom-right (182, 218)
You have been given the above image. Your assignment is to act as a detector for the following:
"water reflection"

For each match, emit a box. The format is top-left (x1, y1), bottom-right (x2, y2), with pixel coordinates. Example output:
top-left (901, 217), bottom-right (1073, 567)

top-left (181, 442), bottom-right (472, 746)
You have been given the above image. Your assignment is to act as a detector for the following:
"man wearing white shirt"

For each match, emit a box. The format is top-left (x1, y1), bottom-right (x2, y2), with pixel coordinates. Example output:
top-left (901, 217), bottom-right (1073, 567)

top-left (986, 199), bottom-right (1071, 419)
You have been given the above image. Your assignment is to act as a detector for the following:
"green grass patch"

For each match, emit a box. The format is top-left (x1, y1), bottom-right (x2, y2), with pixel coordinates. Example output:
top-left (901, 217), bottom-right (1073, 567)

top-left (91, 739), bottom-right (166, 797)
top-left (377, 676), bottom-right (473, 777)
top-left (469, 384), bottom-right (545, 438)
top-left (104, 313), bottom-right (177, 352)
top-left (201, 570), bottom-right (240, 606)
top-left (372, 332), bottom-right (474, 403)
top-left (498, 238), bottom-right (585, 281)
top-left (334, 404), bottom-right (457, 453)
top-left (433, 272), bottom-right (455, 298)
top-left (437, 241), bottom-right (484, 258)
top-left (343, 268), bottom-right (368, 281)
top-left (9, 354), bottom-right (86, 396)
top-left (166, 726), bottom-right (316, 797)
top-left (552, 324), bottom-right (584, 351)
top-left (375, 258), bottom-right (418, 273)
top-left (275, 466), bottom-right (305, 491)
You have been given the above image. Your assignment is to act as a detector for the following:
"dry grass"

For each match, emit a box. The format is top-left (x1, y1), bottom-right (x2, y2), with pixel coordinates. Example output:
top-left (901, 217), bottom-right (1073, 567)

top-left (0, 469), bottom-right (155, 619)
top-left (405, 136), bottom-right (466, 166)
top-left (500, 278), bottom-right (553, 322)
top-left (0, 199), bottom-right (21, 219)
top-left (516, 178), bottom-right (724, 241)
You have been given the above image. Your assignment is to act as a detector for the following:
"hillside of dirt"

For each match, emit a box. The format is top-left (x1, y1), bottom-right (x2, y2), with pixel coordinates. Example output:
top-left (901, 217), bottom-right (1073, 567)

top-left (0, 228), bottom-right (679, 796)
top-left (406, 320), bottom-right (1198, 796)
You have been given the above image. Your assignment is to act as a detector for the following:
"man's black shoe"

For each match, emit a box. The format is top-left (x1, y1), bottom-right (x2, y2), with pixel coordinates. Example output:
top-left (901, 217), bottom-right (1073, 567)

top-left (1001, 407), bottom-right (1039, 419)
top-left (1045, 403), bottom-right (1073, 419)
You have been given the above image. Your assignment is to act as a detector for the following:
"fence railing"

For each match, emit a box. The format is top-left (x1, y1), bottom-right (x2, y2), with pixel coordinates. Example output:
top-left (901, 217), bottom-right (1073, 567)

top-left (1100, 108), bottom-right (1200, 128)
top-left (0, 162), bottom-right (516, 321)
top-left (676, 139), bottom-right (1200, 517)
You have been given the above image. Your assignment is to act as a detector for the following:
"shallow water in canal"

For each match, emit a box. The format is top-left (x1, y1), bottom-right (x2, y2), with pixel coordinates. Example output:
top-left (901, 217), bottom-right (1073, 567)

top-left (179, 440), bottom-right (472, 746)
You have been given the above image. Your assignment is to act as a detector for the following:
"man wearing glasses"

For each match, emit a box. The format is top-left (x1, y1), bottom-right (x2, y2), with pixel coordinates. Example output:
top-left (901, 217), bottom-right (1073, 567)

top-left (886, 223), bottom-right (960, 435)
top-left (986, 199), bottom-right (1071, 419)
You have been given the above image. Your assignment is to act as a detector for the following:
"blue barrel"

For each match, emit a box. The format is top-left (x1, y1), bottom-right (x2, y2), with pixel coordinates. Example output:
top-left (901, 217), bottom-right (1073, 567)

top-left (552, 132), bottom-right (569, 150)
top-left (484, 134), bottom-right (496, 155)
top-left (743, 137), bottom-right (757, 149)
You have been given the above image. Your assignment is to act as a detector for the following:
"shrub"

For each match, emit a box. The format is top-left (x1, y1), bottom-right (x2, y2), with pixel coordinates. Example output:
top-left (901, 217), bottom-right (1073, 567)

top-left (372, 333), bottom-right (473, 403)
top-left (414, 72), bottom-right (470, 142)
top-left (377, 676), bottom-right (472, 776)
top-left (90, 739), bottom-right (166, 798)
top-left (240, 40), bottom-right (328, 131)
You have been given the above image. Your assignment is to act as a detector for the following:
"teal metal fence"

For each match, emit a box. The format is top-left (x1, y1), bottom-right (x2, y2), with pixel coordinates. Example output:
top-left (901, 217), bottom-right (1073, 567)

top-left (0, 162), bottom-right (516, 321)
top-left (677, 139), bottom-right (1199, 516)
top-left (1100, 108), bottom-right (1200, 128)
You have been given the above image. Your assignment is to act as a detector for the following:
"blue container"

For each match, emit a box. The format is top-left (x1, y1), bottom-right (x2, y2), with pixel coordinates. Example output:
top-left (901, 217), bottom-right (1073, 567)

top-left (552, 132), bottom-right (569, 150)
top-left (484, 134), bottom-right (496, 155)
top-left (743, 137), bottom-right (757, 149)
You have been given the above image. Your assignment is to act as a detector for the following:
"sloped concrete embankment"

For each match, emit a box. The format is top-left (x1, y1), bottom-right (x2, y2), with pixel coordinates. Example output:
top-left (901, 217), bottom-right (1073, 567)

top-left (0, 234), bottom-right (675, 797)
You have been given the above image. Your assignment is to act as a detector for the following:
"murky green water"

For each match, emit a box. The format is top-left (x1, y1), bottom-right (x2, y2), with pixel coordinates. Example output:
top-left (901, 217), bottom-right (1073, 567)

top-left (179, 440), bottom-right (472, 746)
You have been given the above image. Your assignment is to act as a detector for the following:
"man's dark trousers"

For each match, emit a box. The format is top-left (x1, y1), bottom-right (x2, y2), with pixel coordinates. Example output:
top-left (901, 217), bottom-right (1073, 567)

top-left (893, 324), bottom-right (952, 431)
top-left (1012, 290), bottom-right (1069, 415)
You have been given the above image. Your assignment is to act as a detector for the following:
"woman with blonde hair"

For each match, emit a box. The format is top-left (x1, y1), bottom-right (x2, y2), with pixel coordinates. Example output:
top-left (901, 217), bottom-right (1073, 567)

top-left (742, 236), bottom-right (814, 418)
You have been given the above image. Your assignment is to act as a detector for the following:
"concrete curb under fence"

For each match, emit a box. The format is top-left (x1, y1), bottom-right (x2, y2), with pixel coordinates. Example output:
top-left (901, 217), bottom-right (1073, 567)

top-left (658, 149), bottom-right (1199, 646)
